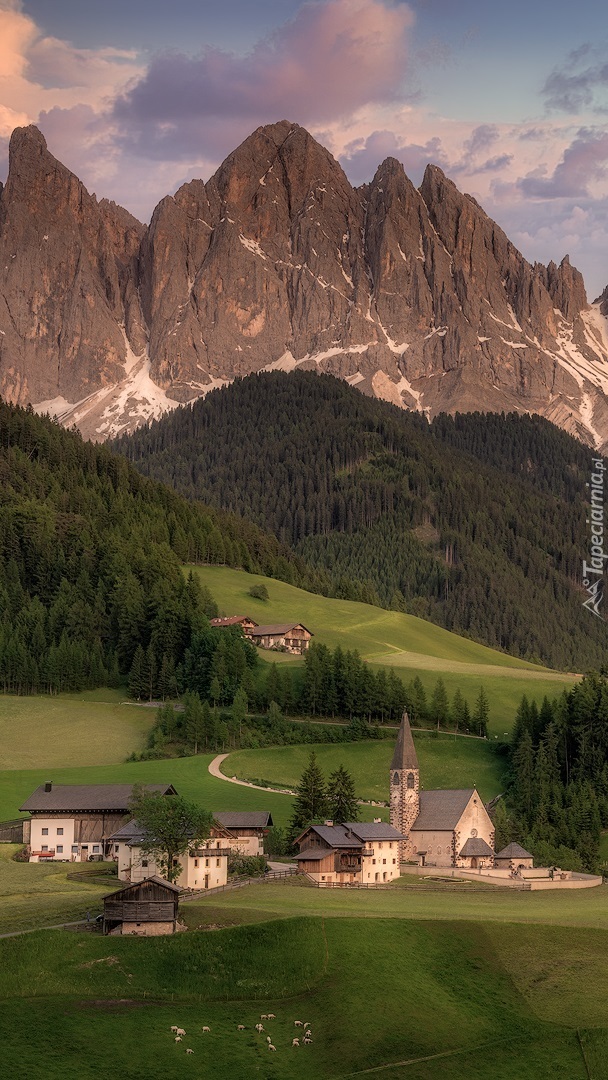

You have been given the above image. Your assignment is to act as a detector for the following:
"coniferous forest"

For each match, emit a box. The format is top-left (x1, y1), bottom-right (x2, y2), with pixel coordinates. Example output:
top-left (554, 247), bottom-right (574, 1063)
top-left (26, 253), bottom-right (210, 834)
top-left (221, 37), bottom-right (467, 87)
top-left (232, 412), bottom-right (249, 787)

top-left (0, 401), bottom-right (329, 694)
top-left (115, 370), bottom-right (605, 671)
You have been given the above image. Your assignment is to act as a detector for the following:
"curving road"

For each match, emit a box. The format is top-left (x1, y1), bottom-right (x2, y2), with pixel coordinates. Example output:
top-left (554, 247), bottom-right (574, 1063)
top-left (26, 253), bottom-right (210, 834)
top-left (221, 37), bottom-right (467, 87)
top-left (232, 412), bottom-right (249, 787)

top-left (208, 754), bottom-right (296, 796)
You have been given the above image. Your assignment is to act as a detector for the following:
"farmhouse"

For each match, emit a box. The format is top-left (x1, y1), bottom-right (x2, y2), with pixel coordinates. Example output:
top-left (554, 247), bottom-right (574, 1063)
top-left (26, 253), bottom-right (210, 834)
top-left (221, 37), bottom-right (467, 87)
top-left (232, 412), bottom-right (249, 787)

top-left (109, 819), bottom-right (231, 889)
top-left (247, 623), bottom-right (313, 653)
top-left (102, 876), bottom-right (181, 936)
top-left (19, 782), bottom-right (176, 863)
top-left (212, 811), bottom-right (273, 855)
top-left (295, 821), bottom-right (404, 884)
top-left (389, 712), bottom-right (495, 868)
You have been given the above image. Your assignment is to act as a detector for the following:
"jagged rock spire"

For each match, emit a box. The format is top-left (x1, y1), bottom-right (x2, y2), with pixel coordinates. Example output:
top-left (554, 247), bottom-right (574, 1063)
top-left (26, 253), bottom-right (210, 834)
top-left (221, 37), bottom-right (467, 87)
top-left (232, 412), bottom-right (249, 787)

top-left (391, 711), bottom-right (418, 772)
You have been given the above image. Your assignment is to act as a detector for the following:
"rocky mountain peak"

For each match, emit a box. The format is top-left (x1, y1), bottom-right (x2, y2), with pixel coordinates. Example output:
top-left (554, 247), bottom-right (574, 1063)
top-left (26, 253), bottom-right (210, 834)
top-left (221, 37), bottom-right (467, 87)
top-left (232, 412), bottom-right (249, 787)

top-left (1, 122), bottom-right (607, 448)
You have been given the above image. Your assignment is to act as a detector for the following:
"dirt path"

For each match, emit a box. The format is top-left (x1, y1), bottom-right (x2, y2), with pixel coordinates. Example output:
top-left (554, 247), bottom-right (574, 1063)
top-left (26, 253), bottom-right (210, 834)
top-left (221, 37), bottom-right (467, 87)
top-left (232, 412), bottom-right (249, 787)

top-left (208, 754), bottom-right (387, 806)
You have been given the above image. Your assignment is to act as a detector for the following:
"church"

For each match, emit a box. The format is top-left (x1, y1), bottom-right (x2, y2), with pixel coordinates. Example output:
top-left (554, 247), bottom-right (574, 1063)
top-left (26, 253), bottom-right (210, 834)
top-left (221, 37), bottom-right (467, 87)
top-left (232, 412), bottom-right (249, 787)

top-left (389, 712), bottom-right (496, 869)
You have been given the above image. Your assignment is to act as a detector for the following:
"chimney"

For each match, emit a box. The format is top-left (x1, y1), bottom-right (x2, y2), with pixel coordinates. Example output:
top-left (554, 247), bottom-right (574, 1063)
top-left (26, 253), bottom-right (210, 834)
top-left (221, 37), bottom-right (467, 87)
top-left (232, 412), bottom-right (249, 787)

top-left (44, 781), bottom-right (52, 793)
top-left (324, 820), bottom-right (333, 827)
top-left (374, 817), bottom-right (381, 823)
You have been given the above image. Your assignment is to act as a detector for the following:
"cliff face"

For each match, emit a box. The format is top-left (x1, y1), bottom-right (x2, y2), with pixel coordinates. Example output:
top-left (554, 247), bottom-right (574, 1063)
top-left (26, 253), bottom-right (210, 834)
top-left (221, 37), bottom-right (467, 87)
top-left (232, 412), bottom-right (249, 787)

top-left (1, 121), bottom-right (608, 447)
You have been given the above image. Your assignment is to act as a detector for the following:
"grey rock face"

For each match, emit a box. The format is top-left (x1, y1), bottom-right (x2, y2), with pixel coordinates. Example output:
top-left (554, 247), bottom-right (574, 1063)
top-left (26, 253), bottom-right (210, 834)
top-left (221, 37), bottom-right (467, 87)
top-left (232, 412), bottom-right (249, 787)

top-left (1, 121), bottom-right (607, 447)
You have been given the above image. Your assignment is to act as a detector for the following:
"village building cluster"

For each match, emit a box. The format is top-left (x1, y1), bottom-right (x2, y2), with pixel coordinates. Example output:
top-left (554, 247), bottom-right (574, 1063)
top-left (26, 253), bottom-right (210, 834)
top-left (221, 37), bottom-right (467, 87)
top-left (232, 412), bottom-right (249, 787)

top-left (209, 616), bottom-right (312, 653)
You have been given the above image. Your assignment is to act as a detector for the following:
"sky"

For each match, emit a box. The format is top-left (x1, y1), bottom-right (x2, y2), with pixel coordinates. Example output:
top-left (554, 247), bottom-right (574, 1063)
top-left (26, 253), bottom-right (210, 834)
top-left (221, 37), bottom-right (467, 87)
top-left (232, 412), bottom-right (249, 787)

top-left (0, 0), bottom-right (607, 298)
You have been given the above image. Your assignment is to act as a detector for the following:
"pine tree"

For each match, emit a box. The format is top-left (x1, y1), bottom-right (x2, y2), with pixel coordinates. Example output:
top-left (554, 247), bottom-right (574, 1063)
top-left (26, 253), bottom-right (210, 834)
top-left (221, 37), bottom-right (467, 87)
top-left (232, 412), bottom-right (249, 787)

top-left (128, 644), bottom-right (146, 700)
top-left (231, 686), bottom-right (248, 742)
top-left (184, 692), bottom-right (205, 755)
top-left (430, 677), bottom-right (449, 730)
top-left (473, 685), bottom-right (490, 737)
top-left (288, 751), bottom-right (328, 842)
top-left (327, 764), bottom-right (359, 823)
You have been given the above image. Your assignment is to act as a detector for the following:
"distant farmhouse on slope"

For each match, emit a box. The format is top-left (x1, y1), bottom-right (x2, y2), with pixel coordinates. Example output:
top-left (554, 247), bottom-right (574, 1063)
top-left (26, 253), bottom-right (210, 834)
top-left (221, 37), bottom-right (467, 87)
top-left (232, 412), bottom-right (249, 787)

top-left (210, 615), bottom-right (313, 653)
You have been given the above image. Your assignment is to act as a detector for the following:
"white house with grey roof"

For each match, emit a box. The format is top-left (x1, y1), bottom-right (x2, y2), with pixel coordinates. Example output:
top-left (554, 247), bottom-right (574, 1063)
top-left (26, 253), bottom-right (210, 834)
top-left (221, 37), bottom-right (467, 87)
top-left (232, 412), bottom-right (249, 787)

top-left (295, 820), bottom-right (404, 884)
top-left (20, 782), bottom-right (176, 863)
top-left (389, 713), bottom-right (495, 868)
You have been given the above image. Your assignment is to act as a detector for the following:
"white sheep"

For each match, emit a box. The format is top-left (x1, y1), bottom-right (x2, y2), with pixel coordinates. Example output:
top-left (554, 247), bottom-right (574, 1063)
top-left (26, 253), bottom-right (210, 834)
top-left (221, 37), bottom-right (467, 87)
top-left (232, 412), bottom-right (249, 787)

top-left (304, 1030), bottom-right (312, 1038)
top-left (268, 1044), bottom-right (276, 1051)
top-left (176, 1028), bottom-right (186, 1036)
top-left (255, 1023), bottom-right (264, 1033)
top-left (260, 1014), bottom-right (268, 1020)
top-left (292, 1038), bottom-right (300, 1047)
top-left (267, 1013), bottom-right (276, 1019)
top-left (202, 1026), bottom-right (210, 1033)
top-left (175, 1036), bottom-right (182, 1043)
top-left (294, 1020), bottom-right (303, 1026)
top-left (170, 1026), bottom-right (178, 1033)
top-left (303, 1037), bottom-right (312, 1045)
top-left (185, 1048), bottom-right (194, 1054)
top-left (237, 1025), bottom-right (245, 1031)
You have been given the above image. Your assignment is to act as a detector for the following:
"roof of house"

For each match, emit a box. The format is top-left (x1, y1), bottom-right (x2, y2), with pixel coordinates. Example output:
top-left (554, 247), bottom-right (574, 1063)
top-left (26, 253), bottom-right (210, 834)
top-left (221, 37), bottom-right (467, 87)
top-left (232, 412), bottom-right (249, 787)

top-left (390, 711), bottom-right (419, 772)
top-left (296, 848), bottom-right (329, 862)
top-left (411, 789), bottom-right (477, 832)
top-left (248, 623), bottom-right (312, 636)
top-left (19, 784), bottom-right (176, 813)
top-left (495, 842), bottom-right (534, 860)
top-left (213, 811), bottom-right (273, 829)
top-left (297, 824), bottom-right (362, 849)
top-left (209, 616), bottom-right (258, 627)
top-left (344, 822), bottom-right (405, 841)
top-left (107, 818), bottom-right (147, 844)
top-left (102, 875), bottom-right (181, 900)
top-left (458, 837), bottom-right (495, 858)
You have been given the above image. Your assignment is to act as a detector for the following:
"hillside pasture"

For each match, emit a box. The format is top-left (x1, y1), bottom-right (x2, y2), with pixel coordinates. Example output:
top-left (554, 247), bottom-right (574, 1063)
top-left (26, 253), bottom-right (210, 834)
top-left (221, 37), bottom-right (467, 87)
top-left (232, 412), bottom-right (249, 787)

top-left (0, 845), bottom-right (110, 935)
top-left (189, 565), bottom-right (576, 731)
top-left (0, 691), bottom-right (151, 770)
top-left (222, 734), bottom-right (507, 804)
top-left (0, 918), bottom-right (603, 1079)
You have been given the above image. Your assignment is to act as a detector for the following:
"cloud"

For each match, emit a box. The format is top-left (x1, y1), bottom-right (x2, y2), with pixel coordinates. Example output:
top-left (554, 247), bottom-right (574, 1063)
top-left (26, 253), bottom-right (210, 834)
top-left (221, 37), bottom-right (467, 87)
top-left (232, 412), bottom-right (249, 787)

top-left (112, 0), bottom-right (415, 159)
top-left (339, 127), bottom-right (448, 184)
top-left (518, 128), bottom-right (608, 198)
top-left (543, 44), bottom-right (608, 113)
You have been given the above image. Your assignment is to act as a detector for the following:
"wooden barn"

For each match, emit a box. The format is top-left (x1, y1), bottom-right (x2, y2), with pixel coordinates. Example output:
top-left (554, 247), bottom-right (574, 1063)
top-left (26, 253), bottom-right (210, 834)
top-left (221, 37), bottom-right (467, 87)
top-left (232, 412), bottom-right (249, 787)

top-left (102, 876), bottom-right (181, 936)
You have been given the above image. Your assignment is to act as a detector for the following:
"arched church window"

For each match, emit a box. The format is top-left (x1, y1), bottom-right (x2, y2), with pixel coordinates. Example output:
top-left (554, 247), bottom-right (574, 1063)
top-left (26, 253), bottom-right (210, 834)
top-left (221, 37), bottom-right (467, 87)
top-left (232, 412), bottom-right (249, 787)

top-left (392, 772), bottom-right (400, 786)
top-left (407, 772), bottom-right (415, 789)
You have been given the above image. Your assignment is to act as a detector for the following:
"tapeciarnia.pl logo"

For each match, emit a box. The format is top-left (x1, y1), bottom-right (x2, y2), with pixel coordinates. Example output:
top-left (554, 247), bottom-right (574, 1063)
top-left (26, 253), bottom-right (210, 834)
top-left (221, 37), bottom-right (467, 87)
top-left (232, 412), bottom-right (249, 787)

top-left (582, 457), bottom-right (606, 619)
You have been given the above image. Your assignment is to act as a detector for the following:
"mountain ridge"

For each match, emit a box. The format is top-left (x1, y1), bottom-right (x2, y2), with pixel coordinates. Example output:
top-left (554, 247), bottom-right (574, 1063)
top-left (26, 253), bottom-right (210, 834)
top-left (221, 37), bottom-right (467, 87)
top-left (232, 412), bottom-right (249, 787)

top-left (1, 121), bottom-right (608, 446)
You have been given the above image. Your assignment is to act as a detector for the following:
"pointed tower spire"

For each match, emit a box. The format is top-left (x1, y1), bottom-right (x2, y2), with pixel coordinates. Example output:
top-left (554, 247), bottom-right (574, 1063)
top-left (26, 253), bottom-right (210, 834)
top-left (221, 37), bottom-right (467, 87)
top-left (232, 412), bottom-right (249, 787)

top-left (390, 711), bottom-right (420, 860)
top-left (390, 710), bottom-right (419, 772)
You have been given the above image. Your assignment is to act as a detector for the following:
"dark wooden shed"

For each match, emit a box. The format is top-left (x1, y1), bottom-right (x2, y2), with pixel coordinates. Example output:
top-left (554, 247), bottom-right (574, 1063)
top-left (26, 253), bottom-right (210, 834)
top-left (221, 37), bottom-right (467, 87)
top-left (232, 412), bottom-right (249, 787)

top-left (102, 875), bottom-right (180, 936)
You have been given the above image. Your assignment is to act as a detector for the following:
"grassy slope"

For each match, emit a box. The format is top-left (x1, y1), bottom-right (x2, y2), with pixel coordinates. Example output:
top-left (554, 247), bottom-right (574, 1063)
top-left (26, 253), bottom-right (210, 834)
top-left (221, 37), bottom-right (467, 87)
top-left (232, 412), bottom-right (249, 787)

top-left (190, 565), bottom-right (577, 731)
top-left (223, 734), bottom-right (506, 803)
top-left (0, 917), bottom-right (603, 1079)
top-left (0, 845), bottom-right (110, 935)
top-left (0, 690), bottom-right (151, 770)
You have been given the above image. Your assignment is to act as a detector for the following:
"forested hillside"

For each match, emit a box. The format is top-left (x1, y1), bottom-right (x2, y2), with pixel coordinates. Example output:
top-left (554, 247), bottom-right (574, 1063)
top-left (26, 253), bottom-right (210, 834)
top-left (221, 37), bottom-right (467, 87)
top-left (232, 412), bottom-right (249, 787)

top-left (115, 371), bottom-right (603, 671)
top-left (0, 402), bottom-right (328, 694)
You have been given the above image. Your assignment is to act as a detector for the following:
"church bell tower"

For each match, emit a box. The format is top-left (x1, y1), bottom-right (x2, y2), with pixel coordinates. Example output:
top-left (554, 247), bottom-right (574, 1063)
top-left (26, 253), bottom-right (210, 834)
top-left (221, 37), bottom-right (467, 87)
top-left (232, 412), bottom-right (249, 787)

top-left (389, 711), bottom-right (420, 859)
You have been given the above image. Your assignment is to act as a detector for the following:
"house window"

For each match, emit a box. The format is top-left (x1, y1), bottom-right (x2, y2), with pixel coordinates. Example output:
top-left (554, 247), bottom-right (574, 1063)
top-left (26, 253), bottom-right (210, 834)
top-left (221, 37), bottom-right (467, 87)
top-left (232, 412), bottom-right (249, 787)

top-left (407, 772), bottom-right (415, 789)
top-left (92, 845), bottom-right (100, 853)
top-left (372, 858), bottom-right (376, 865)
top-left (41, 828), bottom-right (48, 836)
top-left (57, 828), bottom-right (64, 835)
top-left (142, 861), bottom-right (148, 868)
top-left (389, 843), bottom-right (393, 849)
top-left (114, 845), bottom-right (119, 852)
top-left (383, 859), bottom-right (386, 865)
top-left (194, 859), bottom-right (198, 868)
top-left (393, 858), bottom-right (396, 865)
top-left (216, 859), bottom-right (220, 867)
top-left (71, 845), bottom-right (78, 853)
top-left (57, 845), bottom-right (63, 853)
top-left (392, 772), bottom-right (400, 786)
top-left (41, 845), bottom-right (48, 852)
top-left (205, 859), bottom-right (209, 867)
top-left (378, 843), bottom-right (383, 850)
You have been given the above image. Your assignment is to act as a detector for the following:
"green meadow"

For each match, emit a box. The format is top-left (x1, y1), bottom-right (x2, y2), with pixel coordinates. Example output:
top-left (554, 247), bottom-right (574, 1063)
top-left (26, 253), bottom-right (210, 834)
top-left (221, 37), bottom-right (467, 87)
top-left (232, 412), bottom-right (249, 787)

top-left (189, 565), bottom-right (577, 731)
top-left (223, 733), bottom-right (507, 803)
top-left (0, 916), bottom-right (606, 1079)
top-left (0, 690), bottom-right (151, 770)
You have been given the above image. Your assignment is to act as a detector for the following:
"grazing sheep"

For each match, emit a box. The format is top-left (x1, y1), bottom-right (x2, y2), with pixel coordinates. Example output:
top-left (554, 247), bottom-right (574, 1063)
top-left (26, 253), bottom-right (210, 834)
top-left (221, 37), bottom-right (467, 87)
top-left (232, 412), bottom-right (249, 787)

top-left (176, 1028), bottom-right (186, 1036)
top-left (292, 1038), bottom-right (300, 1047)
top-left (304, 1030), bottom-right (312, 1038)
top-left (303, 1037), bottom-right (312, 1045)
top-left (255, 1023), bottom-right (264, 1033)
top-left (294, 1020), bottom-right (303, 1026)
top-left (175, 1036), bottom-right (182, 1043)
top-left (170, 1026), bottom-right (178, 1033)
top-left (268, 1044), bottom-right (276, 1051)
top-left (237, 1025), bottom-right (245, 1031)
top-left (185, 1049), bottom-right (194, 1054)
top-left (267, 1013), bottom-right (276, 1019)
top-left (260, 1014), bottom-right (268, 1020)
top-left (202, 1026), bottom-right (210, 1033)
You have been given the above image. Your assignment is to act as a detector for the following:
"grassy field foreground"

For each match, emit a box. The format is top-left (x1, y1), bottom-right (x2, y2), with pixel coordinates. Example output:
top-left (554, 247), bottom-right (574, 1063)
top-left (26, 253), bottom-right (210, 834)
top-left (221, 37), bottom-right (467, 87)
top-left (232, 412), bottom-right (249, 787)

top-left (0, 917), bottom-right (605, 1079)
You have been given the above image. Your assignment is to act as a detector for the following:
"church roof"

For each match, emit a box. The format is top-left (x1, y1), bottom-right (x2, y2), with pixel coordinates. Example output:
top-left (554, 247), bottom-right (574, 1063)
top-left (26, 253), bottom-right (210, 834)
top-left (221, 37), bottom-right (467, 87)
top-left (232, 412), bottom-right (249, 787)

top-left (390, 711), bottom-right (419, 772)
top-left (458, 837), bottom-right (494, 858)
top-left (411, 789), bottom-right (476, 831)
top-left (495, 842), bottom-right (533, 860)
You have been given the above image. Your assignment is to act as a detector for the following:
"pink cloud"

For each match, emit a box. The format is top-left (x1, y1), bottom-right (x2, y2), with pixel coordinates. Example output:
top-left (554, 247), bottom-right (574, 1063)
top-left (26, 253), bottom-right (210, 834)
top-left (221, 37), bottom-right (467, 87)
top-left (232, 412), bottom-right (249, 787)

top-left (518, 128), bottom-right (608, 197)
top-left (112, 0), bottom-right (415, 158)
